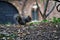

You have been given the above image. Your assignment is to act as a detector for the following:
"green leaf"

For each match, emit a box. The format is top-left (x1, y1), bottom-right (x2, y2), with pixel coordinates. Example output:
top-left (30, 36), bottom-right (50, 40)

top-left (57, 18), bottom-right (60, 23)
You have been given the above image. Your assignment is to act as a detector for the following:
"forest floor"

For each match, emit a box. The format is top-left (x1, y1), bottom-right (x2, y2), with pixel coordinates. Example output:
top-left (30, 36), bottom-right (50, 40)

top-left (0, 22), bottom-right (60, 40)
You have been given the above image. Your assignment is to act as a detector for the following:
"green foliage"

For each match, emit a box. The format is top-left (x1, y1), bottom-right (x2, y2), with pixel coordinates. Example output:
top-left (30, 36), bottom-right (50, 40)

top-left (29, 17), bottom-right (60, 25)
top-left (41, 17), bottom-right (60, 23)
top-left (41, 19), bottom-right (49, 23)
top-left (57, 18), bottom-right (60, 23)
top-left (52, 17), bottom-right (60, 23)
top-left (52, 17), bottom-right (57, 23)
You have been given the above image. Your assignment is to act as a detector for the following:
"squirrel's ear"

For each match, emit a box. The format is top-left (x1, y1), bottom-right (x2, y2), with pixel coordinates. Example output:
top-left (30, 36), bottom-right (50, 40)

top-left (25, 16), bottom-right (32, 22)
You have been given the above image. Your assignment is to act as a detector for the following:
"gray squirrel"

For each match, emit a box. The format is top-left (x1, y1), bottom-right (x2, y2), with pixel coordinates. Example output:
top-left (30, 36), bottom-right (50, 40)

top-left (16, 16), bottom-right (31, 25)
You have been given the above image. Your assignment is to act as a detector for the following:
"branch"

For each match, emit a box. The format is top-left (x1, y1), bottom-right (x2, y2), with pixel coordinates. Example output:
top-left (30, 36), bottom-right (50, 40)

top-left (43, 0), bottom-right (49, 16)
top-left (35, 0), bottom-right (43, 17)
top-left (46, 1), bottom-right (56, 18)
